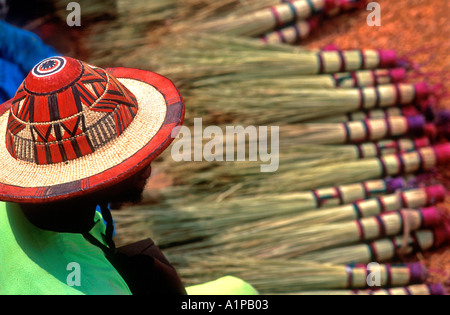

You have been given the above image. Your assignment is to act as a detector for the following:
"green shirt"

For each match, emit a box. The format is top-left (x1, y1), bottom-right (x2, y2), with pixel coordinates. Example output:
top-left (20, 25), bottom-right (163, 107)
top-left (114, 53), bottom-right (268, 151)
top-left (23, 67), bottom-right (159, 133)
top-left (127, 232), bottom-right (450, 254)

top-left (0, 202), bottom-right (132, 295)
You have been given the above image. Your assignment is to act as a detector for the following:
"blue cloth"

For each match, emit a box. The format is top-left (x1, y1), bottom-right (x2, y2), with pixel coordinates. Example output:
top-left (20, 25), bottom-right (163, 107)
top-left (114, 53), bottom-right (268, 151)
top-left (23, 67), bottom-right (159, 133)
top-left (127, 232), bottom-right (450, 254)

top-left (0, 20), bottom-right (58, 102)
top-left (95, 204), bottom-right (117, 237)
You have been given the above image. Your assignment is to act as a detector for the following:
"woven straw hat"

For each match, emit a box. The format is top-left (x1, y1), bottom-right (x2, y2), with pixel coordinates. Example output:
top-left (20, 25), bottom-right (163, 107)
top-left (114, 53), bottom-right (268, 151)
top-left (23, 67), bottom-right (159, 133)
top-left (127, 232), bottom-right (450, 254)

top-left (0, 56), bottom-right (184, 204)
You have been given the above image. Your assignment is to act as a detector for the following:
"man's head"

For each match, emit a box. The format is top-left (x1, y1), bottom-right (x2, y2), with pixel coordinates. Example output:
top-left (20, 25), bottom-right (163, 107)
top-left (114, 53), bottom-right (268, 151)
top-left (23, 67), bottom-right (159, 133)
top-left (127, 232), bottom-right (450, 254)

top-left (97, 164), bottom-right (153, 206)
top-left (0, 56), bottom-right (184, 206)
top-left (20, 164), bottom-right (153, 233)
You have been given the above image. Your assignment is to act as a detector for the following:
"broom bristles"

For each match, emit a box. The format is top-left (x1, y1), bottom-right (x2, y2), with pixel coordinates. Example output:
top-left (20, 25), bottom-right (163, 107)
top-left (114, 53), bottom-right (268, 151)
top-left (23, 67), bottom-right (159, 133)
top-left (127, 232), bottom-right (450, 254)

top-left (170, 254), bottom-right (426, 293)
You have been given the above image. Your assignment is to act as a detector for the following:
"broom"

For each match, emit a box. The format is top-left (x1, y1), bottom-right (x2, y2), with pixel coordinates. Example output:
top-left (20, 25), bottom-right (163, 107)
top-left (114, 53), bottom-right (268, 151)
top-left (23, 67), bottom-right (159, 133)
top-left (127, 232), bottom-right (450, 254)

top-left (169, 208), bottom-right (442, 258)
top-left (191, 68), bottom-right (407, 89)
top-left (300, 225), bottom-right (450, 264)
top-left (171, 255), bottom-right (426, 292)
top-left (296, 284), bottom-right (448, 295)
top-left (115, 177), bottom-right (411, 247)
top-left (142, 170), bottom-right (414, 207)
top-left (173, 135), bottom-right (431, 170)
top-left (144, 34), bottom-right (400, 82)
top-left (208, 185), bottom-right (446, 235)
top-left (186, 82), bottom-right (430, 124)
top-left (176, 145), bottom-right (449, 194)
top-left (118, 185), bottom-right (444, 249)
top-left (191, 0), bottom-right (366, 36)
top-left (306, 105), bottom-right (419, 123)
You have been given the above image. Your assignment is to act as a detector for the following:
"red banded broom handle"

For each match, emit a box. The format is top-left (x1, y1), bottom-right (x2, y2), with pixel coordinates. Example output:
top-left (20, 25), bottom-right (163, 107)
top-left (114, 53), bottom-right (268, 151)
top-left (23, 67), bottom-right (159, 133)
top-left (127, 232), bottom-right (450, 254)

top-left (344, 263), bottom-right (426, 289)
top-left (376, 144), bottom-right (450, 178)
top-left (338, 185), bottom-right (445, 220)
top-left (310, 177), bottom-right (408, 208)
top-left (354, 207), bottom-right (441, 242)
top-left (340, 115), bottom-right (432, 144)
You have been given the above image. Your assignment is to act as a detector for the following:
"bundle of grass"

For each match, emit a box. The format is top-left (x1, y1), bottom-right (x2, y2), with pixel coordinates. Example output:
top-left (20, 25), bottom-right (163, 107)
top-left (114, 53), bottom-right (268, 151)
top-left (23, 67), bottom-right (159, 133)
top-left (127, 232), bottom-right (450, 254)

top-left (191, 68), bottom-right (407, 89)
top-left (115, 0), bottom-right (177, 24)
top-left (307, 106), bottom-right (419, 123)
top-left (300, 224), bottom-right (450, 264)
top-left (86, 0), bottom-right (179, 67)
top-left (170, 255), bottom-right (427, 294)
top-left (170, 145), bottom-right (449, 195)
top-left (186, 82), bottom-right (429, 124)
top-left (190, 0), bottom-right (366, 36)
top-left (208, 185), bottom-right (446, 235)
top-left (115, 177), bottom-right (411, 247)
top-left (50, 0), bottom-right (117, 22)
top-left (167, 208), bottom-right (442, 258)
top-left (296, 284), bottom-right (448, 295)
top-left (142, 33), bottom-right (400, 85)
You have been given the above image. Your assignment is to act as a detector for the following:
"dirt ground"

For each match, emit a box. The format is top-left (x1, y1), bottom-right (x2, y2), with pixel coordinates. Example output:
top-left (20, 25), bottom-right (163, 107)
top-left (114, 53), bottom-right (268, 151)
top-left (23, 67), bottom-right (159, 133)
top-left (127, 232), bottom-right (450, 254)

top-left (303, 0), bottom-right (450, 288)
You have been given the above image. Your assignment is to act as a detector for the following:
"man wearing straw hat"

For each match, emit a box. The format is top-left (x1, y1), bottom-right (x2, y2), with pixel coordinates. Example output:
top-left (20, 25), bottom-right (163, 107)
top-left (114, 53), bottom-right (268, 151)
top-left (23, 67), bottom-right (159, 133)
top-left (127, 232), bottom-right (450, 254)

top-left (0, 55), bottom-right (259, 295)
top-left (0, 55), bottom-right (190, 295)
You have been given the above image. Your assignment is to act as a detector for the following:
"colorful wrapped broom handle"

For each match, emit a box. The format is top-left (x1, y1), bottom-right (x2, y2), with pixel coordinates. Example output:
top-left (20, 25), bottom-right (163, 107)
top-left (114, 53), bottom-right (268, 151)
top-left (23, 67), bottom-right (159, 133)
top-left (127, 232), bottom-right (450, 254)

top-left (333, 68), bottom-right (406, 88)
top-left (352, 284), bottom-right (447, 296)
top-left (301, 284), bottom-right (447, 295)
top-left (311, 177), bottom-right (407, 208)
top-left (261, 17), bottom-right (320, 44)
top-left (340, 115), bottom-right (432, 144)
top-left (355, 137), bottom-right (430, 158)
top-left (297, 115), bottom-right (433, 145)
top-left (269, 0), bottom-right (367, 31)
top-left (344, 263), bottom-right (426, 289)
top-left (377, 144), bottom-right (450, 178)
top-left (316, 49), bottom-right (399, 73)
top-left (374, 224), bottom-right (450, 262)
top-left (324, 185), bottom-right (445, 222)
top-left (354, 207), bottom-right (442, 242)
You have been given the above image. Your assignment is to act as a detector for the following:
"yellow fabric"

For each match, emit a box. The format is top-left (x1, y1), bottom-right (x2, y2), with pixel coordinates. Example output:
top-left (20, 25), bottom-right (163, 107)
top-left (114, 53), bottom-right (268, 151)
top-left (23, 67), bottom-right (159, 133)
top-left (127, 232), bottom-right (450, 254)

top-left (0, 202), bottom-right (132, 295)
top-left (186, 276), bottom-right (259, 295)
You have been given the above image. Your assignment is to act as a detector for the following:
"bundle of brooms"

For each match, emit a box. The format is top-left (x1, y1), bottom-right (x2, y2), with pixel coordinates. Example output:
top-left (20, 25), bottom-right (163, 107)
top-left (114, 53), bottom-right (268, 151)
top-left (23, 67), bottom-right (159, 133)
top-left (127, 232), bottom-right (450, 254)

top-left (81, 1), bottom-right (450, 295)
